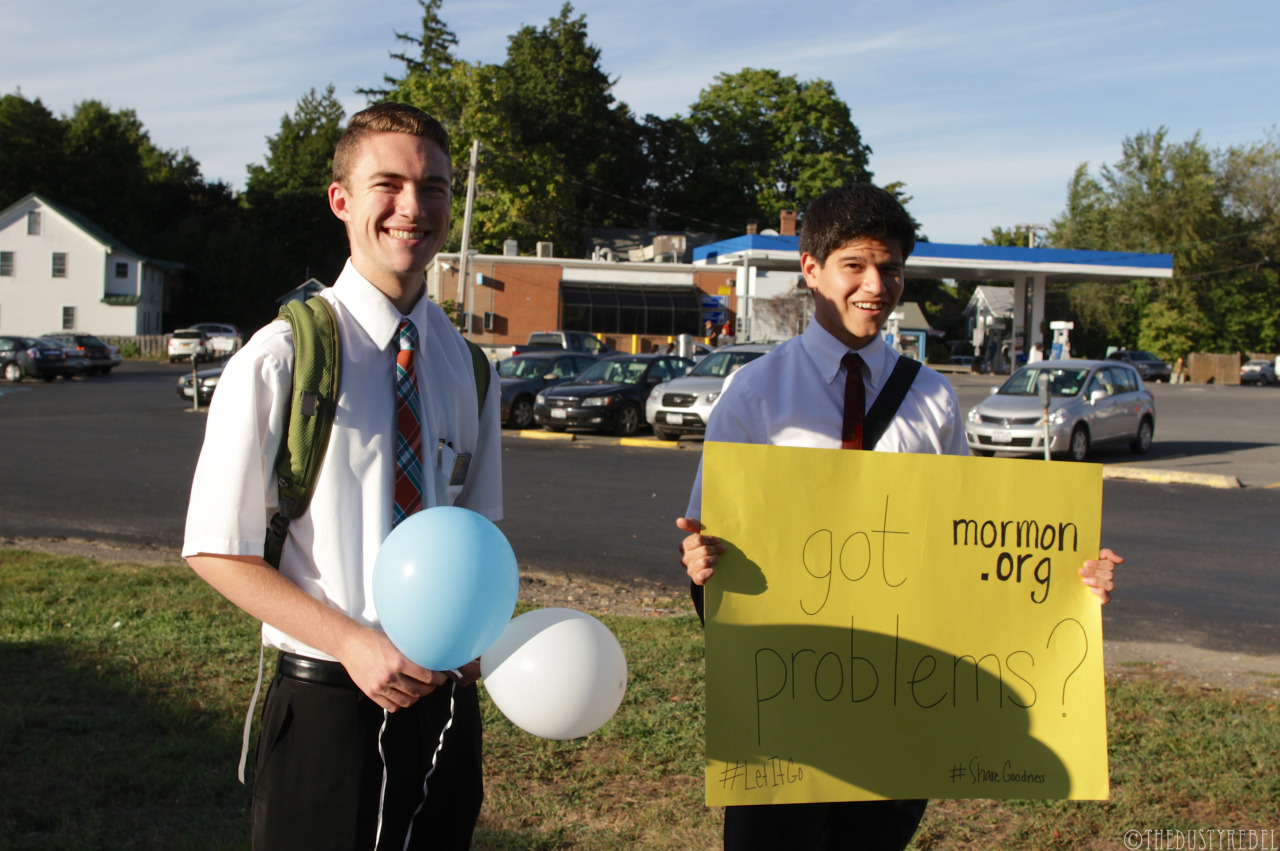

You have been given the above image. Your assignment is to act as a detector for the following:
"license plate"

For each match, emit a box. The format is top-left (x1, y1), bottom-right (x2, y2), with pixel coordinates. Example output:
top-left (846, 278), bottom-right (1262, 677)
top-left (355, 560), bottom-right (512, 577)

top-left (550, 408), bottom-right (567, 419)
top-left (181, 386), bottom-right (193, 397)
top-left (991, 430), bottom-right (1013, 444)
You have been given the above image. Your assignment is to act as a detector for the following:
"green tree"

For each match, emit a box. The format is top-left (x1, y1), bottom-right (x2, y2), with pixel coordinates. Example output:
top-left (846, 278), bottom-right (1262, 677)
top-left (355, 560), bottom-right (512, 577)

top-left (1048, 129), bottom-right (1223, 361)
top-left (685, 68), bottom-right (872, 231)
top-left (357, 0), bottom-right (458, 99)
top-left (0, 92), bottom-right (67, 207)
top-left (235, 86), bottom-right (349, 327)
top-left (395, 4), bottom-right (643, 254)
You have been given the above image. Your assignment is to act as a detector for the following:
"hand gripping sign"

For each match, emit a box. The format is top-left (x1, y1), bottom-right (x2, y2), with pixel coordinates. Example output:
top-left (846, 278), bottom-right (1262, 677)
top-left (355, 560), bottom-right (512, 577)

top-left (701, 443), bottom-right (1108, 807)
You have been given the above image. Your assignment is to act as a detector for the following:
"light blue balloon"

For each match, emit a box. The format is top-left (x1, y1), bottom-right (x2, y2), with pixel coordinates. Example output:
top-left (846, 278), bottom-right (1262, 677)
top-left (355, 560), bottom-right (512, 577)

top-left (373, 506), bottom-right (519, 672)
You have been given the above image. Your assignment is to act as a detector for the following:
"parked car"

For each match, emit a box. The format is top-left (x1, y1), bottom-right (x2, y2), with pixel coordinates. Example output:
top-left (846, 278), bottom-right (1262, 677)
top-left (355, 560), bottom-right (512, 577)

top-left (533, 353), bottom-right (693, 436)
top-left (176, 364), bottom-right (225, 405)
top-left (645, 343), bottom-right (778, 440)
top-left (107, 344), bottom-right (123, 368)
top-left (1240, 359), bottom-right (1277, 386)
top-left (190, 322), bottom-right (241, 357)
top-left (42, 332), bottom-right (114, 375)
top-left (497, 351), bottom-right (598, 429)
top-left (1106, 349), bottom-right (1171, 383)
top-left (1, 335), bottom-right (66, 382)
top-left (41, 337), bottom-right (89, 377)
top-left (168, 329), bottom-right (210, 363)
top-left (965, 359), bottom-right (1155, 461)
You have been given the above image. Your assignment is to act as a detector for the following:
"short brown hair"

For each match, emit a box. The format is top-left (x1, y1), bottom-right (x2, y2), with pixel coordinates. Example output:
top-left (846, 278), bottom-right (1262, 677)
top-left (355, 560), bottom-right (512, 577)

top-left (798, 183), bottom-right (917, 264)
top-left (331, 102), bottom-right (451, 185)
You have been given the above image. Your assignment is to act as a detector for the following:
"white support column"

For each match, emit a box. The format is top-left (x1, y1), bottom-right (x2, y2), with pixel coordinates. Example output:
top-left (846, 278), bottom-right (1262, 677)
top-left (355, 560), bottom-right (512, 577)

top-left (1028, 273), bottom-right (1047, 363)
top-left (1012, 277), bottom-right (1027, 369)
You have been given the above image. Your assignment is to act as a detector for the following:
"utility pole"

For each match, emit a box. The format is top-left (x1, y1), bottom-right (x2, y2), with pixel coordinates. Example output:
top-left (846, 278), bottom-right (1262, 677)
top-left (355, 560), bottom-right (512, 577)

top-left (454, 139), bottom-right (479, 338)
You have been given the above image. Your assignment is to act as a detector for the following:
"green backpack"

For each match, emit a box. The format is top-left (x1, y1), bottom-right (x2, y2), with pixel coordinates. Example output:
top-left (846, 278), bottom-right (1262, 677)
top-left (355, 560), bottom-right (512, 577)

top-left (262, 296), bottom-right (491, 568)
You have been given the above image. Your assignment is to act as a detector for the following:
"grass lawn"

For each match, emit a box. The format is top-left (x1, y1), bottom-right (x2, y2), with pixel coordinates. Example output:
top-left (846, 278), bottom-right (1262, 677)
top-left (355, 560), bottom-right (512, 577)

top-left (1, 551), bottom-right (1276, 850)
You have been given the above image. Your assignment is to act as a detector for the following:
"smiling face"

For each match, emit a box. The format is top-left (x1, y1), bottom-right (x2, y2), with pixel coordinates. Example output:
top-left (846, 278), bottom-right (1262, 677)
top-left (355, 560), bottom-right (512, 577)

top-left (802, 237), bottom-right (905, 350)
top-left (328, 131), bottom-right (452, 312)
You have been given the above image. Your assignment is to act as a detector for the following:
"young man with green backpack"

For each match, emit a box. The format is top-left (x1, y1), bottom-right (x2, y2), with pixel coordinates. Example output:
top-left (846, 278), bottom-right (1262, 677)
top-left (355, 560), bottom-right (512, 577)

top-left (184, 102), bottom-right (501, 850)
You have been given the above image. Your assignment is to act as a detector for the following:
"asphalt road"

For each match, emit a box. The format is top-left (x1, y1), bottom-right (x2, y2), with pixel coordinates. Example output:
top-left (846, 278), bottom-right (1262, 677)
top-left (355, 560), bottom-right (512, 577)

top-left (1, 360), bottom-right (1277, 654)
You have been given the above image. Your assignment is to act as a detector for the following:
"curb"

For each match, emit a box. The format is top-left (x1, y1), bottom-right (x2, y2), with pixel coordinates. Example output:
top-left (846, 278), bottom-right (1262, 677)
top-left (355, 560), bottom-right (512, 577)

top-left (1102, 466), bottom-right (1242, 489)
top-left (617, 437), bottom-right (683, 449)
top-left (517, 430), bottom-right (574, 441)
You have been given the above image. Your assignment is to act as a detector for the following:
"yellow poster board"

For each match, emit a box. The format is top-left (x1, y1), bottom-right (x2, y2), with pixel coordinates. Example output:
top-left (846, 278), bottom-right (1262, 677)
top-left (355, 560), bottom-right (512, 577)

top-left (702, 443), bottom-right (1108, 806)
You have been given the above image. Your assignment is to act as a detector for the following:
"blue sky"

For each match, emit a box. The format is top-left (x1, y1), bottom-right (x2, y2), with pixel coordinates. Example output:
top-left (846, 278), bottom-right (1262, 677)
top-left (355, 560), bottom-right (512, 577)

top-left (5, 0), bottom-right (1277, 244)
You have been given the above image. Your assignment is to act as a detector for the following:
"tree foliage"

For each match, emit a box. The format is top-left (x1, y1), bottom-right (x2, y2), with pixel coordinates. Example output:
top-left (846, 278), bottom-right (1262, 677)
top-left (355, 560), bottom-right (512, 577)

top-left (685, 69), bottom-right (873, 231)
top-left (1047, 128), bottom-right (1280, 359)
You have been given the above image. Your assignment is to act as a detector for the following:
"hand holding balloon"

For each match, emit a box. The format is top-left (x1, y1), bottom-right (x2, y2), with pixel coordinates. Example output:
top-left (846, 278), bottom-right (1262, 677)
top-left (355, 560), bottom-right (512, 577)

top-left (481, 608), bottom-right (627, 740)
top-left (373, 506), bottom-right (519, 673)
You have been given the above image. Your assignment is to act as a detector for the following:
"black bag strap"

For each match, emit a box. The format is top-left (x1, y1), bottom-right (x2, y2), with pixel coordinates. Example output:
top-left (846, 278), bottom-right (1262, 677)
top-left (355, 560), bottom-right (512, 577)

top-left (863, 356), bottom-right (922, 449)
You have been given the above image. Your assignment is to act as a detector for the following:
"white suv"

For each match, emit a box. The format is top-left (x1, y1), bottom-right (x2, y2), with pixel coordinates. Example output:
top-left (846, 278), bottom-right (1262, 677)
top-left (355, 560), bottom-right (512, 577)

top-left (645, 343), bottom-right (778, 440)
top-left (168, 329), bottom-right (209, 363)
top-left (191, 322), bottom-right (242, 356)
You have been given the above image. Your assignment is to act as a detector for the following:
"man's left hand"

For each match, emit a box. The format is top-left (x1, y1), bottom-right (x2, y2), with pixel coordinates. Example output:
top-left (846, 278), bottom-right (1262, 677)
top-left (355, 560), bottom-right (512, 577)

top-left (1080, 548), bottom-right (1122, 603)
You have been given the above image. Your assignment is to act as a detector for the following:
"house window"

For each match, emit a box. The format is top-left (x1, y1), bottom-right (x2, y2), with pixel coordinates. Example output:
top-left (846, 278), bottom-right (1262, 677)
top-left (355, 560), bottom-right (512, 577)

top-left (62, 306), bottom-right (75, 330)
top-left (115, 262), bottom-right (128, 278)
top-left (52, 253), bottom-right (67, 277)
top-left (0, 252), bottom-right (12, 276)
top-left (27, 211), bottom-right (41, 235)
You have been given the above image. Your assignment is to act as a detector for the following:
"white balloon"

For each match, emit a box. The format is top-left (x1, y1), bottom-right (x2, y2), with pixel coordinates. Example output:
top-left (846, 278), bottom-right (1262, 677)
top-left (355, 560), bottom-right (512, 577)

top-left (481, 608), bottom-right (628, 740)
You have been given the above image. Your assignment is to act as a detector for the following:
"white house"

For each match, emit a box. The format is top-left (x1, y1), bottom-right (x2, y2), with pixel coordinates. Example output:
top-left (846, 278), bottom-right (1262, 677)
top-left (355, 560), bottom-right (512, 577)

top-left (0, 193), bottom-right (184, 337)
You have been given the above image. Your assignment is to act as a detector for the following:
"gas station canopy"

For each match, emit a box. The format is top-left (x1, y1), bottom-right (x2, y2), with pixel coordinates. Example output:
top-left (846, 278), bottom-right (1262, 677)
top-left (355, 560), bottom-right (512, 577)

top-left (693, 235), bottom-right (1173, 363)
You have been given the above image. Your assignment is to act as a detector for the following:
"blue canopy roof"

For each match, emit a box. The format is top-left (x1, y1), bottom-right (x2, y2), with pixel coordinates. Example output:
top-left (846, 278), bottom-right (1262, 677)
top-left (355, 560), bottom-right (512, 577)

top-left (693, 234), bottom-right (1173, 282)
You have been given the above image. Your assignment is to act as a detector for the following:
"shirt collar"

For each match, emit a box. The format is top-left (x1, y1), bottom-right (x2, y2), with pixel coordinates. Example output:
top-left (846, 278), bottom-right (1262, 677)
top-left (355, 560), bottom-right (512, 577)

top-left (800, 317), bottom-right (892, 390)
top-left (332, 260), bottom-right (431, 351)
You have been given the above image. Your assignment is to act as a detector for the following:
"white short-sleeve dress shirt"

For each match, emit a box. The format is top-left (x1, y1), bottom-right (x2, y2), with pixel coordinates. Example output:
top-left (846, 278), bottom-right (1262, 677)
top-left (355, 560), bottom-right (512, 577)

top-left (183, 260), bottom-right (503, 660)
top-left (685, 318), bottom-right (968, 518)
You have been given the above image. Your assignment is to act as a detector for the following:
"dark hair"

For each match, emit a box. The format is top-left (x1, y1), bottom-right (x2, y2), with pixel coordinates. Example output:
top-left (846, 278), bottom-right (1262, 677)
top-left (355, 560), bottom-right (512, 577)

top-left (798, 183), bottom-right (917, 263)
top-left (332, 102), bottom-right (451, 185)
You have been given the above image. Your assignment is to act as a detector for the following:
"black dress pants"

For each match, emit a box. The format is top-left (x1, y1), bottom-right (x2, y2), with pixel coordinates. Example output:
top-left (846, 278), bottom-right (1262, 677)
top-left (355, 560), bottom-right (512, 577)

top-left (251, 661), bottom-right (483, 851)
top-left (723, 799), bottom-right (927, 851)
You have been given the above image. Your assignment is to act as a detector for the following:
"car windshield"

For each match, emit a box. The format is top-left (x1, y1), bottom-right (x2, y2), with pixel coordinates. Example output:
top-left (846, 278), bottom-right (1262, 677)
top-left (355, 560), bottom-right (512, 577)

top-left (173, 330), bottom-right (202, 339)
top-left (689, 350), bottom-right (766, 378)
top-left (998, 367), bottom-right (1090, 397)
top-left (500, 357), bottom-right (556, 379)
top-left (1127, 350), bottom-right (1160, 362)
top-left (575, 358), bottom-right (646, 385)
top-left (81, 335), bottom-right (106, 347)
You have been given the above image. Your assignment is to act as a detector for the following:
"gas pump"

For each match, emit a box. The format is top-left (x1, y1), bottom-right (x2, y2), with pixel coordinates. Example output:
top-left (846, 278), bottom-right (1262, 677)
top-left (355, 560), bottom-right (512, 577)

top-left (1049, 321), bottom-right (1074, 360)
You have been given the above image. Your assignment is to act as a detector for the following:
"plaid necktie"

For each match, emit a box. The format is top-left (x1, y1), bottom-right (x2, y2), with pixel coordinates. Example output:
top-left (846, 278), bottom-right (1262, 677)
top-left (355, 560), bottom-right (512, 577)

top-left (393, 319), bottom-right (424, 527)
top-left (841, 352), bottom-right (866, 450)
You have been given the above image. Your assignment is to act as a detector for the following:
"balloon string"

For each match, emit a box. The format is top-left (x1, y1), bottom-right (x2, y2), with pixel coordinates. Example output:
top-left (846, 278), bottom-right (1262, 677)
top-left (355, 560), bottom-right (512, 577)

top-left (401, 679), bottom-right (456, 851)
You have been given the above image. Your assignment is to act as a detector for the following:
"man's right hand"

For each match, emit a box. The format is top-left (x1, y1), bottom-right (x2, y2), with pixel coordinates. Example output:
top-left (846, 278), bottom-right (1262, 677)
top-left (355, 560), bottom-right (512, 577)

top-left (339, 628), bottom-right (447, 712)
top-left (677, 517), bottom-right (725, 586)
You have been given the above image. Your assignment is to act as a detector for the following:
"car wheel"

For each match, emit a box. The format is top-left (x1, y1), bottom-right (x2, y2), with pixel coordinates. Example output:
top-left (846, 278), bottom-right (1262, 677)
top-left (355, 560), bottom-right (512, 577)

top-left (4, 362), bottom-right (21, 382)
top-left (509, 396), bottom-right (535, 430)
top-left (1130, 417), bottom-right (1153, 454)
top-left (1066, 425), bottom-right (1090, 462)
top-left (613, 403), bottom-right (640, 436)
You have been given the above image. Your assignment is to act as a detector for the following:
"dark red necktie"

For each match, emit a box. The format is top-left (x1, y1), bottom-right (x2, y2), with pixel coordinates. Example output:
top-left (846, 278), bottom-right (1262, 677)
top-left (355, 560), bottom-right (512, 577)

top-left (841, 352), bottom-right (865, 450)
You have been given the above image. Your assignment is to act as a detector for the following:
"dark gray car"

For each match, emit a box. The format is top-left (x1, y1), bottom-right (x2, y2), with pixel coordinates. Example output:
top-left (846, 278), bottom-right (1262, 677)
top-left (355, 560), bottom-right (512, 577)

top-left (497, 351), bottom-right (598, 429)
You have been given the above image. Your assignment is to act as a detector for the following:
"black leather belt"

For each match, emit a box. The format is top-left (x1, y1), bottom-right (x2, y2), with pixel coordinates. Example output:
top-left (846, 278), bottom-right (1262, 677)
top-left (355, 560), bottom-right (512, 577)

top-left (277, 651), bottom-right (356, 689)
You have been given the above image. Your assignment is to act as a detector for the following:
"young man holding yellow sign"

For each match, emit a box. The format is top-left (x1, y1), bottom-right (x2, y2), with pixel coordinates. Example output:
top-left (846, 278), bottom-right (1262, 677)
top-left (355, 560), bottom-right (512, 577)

top-left (677, 182), bottom-right (1120, 850)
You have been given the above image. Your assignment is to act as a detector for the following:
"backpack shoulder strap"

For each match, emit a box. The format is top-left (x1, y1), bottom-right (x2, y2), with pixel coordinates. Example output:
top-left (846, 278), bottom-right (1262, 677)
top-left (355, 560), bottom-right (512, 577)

top-left (464, 339), bottom-right (491, 415)
top-left (263, 297), bottom-right (341, 569)
top-left (863, 356), bottom-right (922, 449)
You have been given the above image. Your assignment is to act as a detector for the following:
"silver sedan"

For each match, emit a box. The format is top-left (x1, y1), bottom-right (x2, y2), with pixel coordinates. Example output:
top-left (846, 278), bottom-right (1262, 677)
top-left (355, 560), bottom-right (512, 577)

top-left (965, 360), bottom-right (1155, 461)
